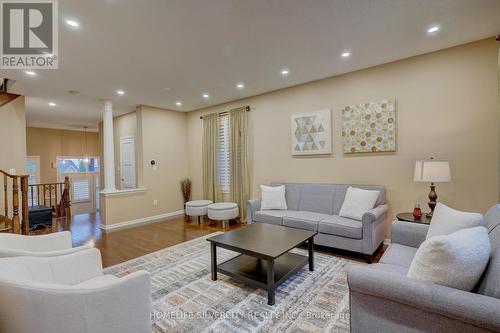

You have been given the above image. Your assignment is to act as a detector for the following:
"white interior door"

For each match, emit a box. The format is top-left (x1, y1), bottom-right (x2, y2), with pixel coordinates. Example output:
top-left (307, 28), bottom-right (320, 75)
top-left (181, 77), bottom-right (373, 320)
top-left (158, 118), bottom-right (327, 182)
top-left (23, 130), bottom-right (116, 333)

top-left (120, 136), bottom-right (136, 189)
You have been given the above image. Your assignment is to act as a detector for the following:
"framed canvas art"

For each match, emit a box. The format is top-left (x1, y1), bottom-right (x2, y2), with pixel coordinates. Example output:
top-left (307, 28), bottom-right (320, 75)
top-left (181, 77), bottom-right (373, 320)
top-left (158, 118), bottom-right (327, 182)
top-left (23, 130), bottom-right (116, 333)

top-left (291, 109), bottom-right (332, 155)
top-left (341, 99), bottom-right (396, 153)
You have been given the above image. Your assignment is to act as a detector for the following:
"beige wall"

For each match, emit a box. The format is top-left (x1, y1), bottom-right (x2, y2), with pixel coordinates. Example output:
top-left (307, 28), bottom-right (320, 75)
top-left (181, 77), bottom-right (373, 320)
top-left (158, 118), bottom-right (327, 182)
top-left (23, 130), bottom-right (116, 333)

top-left (102, 105), bottom-right (189, 225)
top-left (26, 127), bottom-right (100, 183)
top-left (0, 96), bottom-right (26, 175)
top-left (0, 96), bottom-right (27, 213)
top-left (187, 38), bottom-right (500, 235)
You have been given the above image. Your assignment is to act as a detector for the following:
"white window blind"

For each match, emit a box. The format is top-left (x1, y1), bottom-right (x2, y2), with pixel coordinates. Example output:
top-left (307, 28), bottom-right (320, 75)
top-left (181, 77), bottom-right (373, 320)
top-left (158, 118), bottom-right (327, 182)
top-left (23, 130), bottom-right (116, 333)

top-left (26, 156), bottom-right (39, 206)
top-left (72, 179), bottom-right (90, 202)
top-left (219, 114), bottom-right (230, 193)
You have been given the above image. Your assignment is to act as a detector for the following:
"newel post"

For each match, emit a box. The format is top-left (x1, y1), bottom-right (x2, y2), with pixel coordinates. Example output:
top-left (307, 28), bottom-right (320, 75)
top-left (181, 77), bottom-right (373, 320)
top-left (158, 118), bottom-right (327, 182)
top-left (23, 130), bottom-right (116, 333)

top-left (64, 176), bottom-right (71, 217)
top-left (12, 177), bottom-right (20, 234)
top-left (20, 176), bottom-right (29, 235)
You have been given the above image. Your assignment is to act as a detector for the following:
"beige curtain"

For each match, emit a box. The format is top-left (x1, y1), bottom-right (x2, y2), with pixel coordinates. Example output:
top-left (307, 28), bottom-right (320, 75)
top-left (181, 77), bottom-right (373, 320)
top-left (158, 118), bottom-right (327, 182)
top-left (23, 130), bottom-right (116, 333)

top-left (202, 113), bottom-right (221, 202)
top-left (229, 107), bottom-right (250, 220)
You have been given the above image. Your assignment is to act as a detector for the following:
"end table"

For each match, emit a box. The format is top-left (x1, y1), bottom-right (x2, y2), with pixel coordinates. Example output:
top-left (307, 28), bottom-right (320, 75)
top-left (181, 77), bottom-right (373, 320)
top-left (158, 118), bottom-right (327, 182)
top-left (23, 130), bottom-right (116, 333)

top-left (396, 212), bottom-right (431, 225)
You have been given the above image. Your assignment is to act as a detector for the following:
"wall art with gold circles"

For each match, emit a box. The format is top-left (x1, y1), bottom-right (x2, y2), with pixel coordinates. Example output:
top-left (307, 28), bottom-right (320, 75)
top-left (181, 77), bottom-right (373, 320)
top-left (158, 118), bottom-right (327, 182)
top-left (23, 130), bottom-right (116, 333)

top-left (341, 99), bottom-right (396, 153)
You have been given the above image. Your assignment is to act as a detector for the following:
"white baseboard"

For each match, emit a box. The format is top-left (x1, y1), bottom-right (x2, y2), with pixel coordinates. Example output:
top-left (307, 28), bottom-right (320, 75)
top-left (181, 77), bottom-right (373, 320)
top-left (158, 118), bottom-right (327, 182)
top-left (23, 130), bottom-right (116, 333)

top-left (383, 238), bottom-right (391, 246)
top-left (100, 210), bottom-right (185, 232)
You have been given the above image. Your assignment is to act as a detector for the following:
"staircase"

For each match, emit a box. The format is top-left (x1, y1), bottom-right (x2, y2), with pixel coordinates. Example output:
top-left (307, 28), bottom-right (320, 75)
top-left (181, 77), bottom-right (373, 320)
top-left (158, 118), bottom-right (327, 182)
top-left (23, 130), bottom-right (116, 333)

top-left (0, 78), bottom-right (19, 107)
top-left (0, 170), bottom-right (29, 234)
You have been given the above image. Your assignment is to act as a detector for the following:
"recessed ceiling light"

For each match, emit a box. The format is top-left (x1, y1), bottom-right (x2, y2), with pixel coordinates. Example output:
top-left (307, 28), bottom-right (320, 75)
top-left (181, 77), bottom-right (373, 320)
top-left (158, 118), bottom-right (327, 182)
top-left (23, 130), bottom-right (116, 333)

top-left (116, 89), bottom-right (125, 96)
top-left (25, 70), bottom-right (36, 76)
top-left (202, 93), bottom-right (210, 99)
top-left (48, 102), bottom-right (56, 107)
top-left (427, 25), bottom-right (440, 33)
top-left (341, 51), bottom-right (351, 58)
top-left (281, 69), bottom-right (290, 76)
top-left (175, 101), bottom-right (182, 106)
top-left (65, 19), bottom-right (80, 28)
top-left (236, 83), bottom-right (245, 89)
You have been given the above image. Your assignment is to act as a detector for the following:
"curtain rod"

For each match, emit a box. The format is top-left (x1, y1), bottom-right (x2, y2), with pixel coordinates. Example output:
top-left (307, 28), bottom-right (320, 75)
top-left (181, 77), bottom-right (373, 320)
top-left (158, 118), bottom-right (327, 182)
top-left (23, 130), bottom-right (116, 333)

top-left (199, 105), bottom-right (250, 119)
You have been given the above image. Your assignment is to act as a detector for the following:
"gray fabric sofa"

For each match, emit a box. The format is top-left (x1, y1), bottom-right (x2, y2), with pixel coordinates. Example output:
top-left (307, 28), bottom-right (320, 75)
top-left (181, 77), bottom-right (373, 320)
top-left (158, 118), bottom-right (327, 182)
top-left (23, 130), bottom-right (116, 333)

top-left (348, 205), bottom-right (500, 332)
top-left (246, 183), bottom-right (388, 262)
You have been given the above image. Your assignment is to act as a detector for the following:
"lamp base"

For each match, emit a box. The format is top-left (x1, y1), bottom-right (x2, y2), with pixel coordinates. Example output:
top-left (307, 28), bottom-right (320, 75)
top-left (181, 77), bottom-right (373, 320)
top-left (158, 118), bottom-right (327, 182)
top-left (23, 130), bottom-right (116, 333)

top-left (427, 182), bottom-right (437, 218)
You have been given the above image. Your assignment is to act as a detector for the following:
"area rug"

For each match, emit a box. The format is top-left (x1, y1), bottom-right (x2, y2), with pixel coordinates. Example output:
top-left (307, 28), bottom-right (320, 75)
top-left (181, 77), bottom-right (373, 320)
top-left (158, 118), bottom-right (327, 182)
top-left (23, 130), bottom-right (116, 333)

top-left (104, 232), bottom-right (360, 333)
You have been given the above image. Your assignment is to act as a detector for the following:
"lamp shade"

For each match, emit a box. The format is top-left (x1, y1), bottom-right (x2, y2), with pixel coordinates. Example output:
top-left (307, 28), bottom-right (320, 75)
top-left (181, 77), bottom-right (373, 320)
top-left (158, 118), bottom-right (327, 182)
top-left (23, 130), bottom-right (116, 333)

top-left (414, 160), bottom-right (451, 183)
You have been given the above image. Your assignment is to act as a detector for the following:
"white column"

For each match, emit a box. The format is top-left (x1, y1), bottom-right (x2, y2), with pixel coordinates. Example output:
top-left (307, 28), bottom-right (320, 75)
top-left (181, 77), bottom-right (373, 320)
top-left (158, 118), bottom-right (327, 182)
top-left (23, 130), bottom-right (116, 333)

top-left (102, 100), bottom-right (116, 192)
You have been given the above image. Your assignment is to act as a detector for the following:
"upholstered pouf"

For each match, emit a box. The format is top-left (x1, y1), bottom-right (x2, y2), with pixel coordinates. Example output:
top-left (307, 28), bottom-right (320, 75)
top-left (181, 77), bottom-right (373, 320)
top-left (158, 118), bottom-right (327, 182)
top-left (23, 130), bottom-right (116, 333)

top-left (207, 202), bottom-right (239, 228)
top-left (185, 200), bottom-right (213, 224)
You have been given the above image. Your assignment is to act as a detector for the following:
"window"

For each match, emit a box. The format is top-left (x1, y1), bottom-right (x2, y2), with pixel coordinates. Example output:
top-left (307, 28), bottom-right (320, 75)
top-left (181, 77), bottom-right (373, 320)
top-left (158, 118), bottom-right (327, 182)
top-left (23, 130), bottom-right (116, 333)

top-left (219, 115), bottom-right (230, 193)
top-left (57, 157), bottom-right (99, 174)
top-left (26, 156), bottom-right (40, 206)
top-left (72, 178), bottom-right (90, 203)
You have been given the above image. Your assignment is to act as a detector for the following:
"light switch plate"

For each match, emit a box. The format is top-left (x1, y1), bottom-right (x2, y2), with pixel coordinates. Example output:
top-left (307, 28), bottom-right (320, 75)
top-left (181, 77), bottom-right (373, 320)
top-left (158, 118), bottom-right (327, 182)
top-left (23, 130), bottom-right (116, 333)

top-left (8, 168), bottom-right (15, 175)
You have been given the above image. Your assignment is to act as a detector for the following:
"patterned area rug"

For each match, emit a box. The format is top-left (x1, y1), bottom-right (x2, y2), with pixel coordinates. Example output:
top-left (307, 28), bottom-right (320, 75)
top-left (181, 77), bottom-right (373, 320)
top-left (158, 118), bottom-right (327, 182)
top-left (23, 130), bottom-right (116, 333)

top-left (104, 232), bottom-right (360, 333)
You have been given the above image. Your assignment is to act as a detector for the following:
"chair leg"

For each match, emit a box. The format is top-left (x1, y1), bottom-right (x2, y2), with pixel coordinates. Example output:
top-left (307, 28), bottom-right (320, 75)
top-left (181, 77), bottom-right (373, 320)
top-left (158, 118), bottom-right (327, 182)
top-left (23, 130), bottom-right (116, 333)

top-left (198, 216), bottom-right (201, 224)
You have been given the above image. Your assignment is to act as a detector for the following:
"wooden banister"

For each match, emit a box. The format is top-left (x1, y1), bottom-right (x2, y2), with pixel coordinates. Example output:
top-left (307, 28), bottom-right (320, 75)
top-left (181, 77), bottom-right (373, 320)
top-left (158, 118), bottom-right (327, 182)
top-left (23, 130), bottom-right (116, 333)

top-left (28, 177), bottom-right (72, 219)
top-left (0, 170), bottom-right (29, 234)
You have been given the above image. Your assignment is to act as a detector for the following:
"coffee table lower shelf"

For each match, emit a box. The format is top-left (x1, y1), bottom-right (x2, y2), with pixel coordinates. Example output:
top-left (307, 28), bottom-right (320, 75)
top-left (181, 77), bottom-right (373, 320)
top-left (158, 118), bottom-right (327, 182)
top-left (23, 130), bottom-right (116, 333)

top-left (216, 252), bottom-right (308, 304)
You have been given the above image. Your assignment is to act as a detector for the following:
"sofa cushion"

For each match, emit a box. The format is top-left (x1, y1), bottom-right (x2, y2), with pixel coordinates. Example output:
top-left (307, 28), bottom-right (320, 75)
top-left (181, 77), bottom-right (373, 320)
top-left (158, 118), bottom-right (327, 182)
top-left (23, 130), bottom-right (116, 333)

top-left (339, 186), bottom-right (380, 221)
top-left (333, 184), bottom-right (386, 215)
top-left (298, 184), bottom-right (335, 215)
top-left (426, 202), bottom-right (483, 239)
top-left (271, 183), bottom-right (303, 211)
top-left (318, 215), bottom-right (362, 239)
top-left (260, 185), bottom-right (287, 210)
top-left (253, 210), bottom-right (292, 225)
top-left (408, 226), bottom-right (491, 291)
top-left (282, 211), bottom-right (331, 231)
top-left (379, 244), bottom-right (418, 268)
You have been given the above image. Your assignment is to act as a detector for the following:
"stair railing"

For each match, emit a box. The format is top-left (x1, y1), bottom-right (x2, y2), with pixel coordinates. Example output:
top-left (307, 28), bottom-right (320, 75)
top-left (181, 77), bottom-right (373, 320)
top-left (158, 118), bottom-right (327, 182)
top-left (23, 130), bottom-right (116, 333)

top-left (0, 170), bottom-right (29, 234)
top-left (28, 176), bottom-right (71, 218)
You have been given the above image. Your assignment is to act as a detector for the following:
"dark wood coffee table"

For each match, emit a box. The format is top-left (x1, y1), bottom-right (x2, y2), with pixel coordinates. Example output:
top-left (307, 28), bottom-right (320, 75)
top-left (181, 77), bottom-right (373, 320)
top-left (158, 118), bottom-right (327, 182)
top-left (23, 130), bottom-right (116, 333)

top-left (207, 223), bottom-right (317, 305)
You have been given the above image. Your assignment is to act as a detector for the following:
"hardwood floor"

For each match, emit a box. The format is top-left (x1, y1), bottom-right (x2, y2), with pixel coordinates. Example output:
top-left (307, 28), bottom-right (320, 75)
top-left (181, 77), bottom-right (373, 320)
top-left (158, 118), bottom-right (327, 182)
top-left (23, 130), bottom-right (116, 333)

top-left (46, 213), bottom-right (385, 267)
top-left (53, 213), bottom-right (241, 267)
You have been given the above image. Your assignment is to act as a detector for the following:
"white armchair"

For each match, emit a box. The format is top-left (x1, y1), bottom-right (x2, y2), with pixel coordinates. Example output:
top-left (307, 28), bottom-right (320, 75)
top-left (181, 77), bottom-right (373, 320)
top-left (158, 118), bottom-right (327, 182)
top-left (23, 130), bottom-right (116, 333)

top-left (0, 231), bottom-right (91, 257)
top-left (0, 248), bottom-right (152, 333)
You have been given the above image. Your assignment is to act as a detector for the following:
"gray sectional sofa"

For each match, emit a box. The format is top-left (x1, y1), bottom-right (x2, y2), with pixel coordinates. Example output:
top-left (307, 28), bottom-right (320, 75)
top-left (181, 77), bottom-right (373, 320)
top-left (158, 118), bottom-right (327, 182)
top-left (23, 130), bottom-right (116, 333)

top-left (347, 205), bottom-right (500, 332)
top-left (247, 183), bottom-right (388, 262)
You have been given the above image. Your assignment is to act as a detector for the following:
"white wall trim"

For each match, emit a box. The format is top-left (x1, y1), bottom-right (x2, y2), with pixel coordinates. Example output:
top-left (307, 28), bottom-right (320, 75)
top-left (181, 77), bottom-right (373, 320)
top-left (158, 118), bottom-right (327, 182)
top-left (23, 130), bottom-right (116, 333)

top-left (383, 238), bottom-right (391, 246)
top-left (100, 209), bottom-right (184, 231)
top-left (100, 187), bottom-right (146, 197)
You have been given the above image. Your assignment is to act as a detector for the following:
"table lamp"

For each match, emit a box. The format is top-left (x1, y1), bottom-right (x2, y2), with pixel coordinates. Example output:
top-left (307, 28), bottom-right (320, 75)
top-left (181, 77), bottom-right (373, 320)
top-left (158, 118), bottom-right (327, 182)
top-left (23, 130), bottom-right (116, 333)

top-left (414, 158), bottom-right (451, 218)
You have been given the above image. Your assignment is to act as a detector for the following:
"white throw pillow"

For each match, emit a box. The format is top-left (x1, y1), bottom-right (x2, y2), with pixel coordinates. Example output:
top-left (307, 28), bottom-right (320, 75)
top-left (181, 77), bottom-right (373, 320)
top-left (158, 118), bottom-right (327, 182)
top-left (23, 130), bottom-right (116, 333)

top-left (408, 226), bottom-right (491, 291)
top-left (260, 185), bottom-right (287, 210)
top-left (426, 202), bottom-right (483, 239)
top-left (338, 186), bottom-right (380, 221)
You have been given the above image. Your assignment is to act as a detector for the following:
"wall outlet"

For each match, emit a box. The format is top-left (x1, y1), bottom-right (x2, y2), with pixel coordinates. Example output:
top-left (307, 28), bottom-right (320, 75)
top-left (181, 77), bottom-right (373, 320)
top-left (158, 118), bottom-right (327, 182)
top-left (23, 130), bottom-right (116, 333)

top-left (153, 199), bottom-right (158, 205)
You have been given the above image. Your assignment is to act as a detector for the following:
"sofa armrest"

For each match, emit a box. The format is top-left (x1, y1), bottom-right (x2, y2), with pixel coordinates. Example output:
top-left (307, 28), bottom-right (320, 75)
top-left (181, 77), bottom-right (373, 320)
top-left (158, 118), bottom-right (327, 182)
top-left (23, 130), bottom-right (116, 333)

top-left (391, 220), bottom-right (429, 248)
top-left (0, 244), bottom-right (93, 258)
top-left (362, 204), bottom-right (388, 224)
top-left (348, 266), bottom-right (500, 331)
top-left (246, 199), bottom-right (261, 223)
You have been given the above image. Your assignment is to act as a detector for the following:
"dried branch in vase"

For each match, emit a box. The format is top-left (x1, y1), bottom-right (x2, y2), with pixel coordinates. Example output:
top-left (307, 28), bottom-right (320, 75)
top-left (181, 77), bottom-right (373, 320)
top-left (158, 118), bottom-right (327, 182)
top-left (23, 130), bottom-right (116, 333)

top-left (180, 178), bottom-right (192, 204)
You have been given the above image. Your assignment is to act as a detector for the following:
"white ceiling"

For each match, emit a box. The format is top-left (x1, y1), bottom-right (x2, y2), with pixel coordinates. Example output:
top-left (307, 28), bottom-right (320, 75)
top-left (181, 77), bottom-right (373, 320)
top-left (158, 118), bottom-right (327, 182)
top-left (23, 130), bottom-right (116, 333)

top-left (1, 0), bottom-right (500, 131)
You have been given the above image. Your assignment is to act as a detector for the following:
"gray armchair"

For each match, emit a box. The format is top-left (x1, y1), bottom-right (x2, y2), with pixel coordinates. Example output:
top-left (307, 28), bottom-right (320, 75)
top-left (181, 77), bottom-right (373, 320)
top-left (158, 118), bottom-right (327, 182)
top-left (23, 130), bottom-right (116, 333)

top-left (347, 205), bottom-right (500, 332)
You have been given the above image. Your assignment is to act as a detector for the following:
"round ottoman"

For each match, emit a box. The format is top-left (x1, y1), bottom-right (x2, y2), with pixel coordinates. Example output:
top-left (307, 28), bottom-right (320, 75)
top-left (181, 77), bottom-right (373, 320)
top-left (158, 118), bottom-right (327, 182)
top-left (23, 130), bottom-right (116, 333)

top-left (207, 202), bottom-right (239, 228)
top-left (185, 200), bottom-right (213, 224)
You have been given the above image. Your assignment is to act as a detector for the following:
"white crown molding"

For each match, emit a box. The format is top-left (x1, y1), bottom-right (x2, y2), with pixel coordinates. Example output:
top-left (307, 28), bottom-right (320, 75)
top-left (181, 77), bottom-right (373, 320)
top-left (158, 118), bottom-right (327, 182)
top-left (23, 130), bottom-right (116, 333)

top-left (100, 210), bottom-right (184, 232)
top-left (27, 122), bottom-right (99, 132)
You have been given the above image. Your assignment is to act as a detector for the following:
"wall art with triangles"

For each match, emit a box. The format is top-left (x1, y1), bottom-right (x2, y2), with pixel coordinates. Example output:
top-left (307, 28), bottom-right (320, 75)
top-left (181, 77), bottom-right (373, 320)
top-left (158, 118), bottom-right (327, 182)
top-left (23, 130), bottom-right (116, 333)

top-left (341, 99), bottom-right (396, 153)
top-left (290, 109), bottom-right (332, 155)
